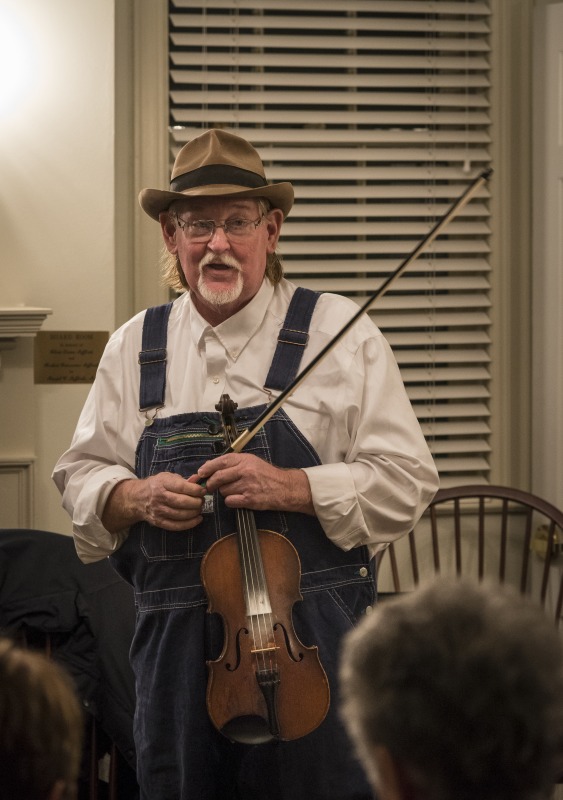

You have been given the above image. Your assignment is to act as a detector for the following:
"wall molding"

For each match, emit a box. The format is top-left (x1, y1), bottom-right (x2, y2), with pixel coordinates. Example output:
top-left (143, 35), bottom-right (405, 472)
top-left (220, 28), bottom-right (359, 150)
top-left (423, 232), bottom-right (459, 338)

top-left (0, 307), bottom-right (52, 338)
top-left (0, 459), bottom-right (34, 528)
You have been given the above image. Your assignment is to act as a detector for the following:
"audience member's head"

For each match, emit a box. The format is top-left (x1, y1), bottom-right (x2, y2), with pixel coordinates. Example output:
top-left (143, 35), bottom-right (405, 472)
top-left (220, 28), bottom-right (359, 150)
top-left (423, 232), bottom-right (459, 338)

top-left (0, 637), bottom-right (83, 800)
top-left (340, 578), bottom-right (563, 800)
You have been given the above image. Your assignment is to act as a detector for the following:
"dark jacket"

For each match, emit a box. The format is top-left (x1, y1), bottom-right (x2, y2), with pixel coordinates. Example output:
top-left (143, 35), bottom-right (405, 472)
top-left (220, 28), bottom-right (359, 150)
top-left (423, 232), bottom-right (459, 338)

top-left (0, 528), bottom-right (136, 769)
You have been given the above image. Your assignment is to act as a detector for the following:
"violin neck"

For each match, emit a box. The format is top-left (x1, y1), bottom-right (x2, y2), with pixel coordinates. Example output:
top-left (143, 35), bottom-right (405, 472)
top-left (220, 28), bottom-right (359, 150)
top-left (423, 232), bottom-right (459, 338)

top-left (215, 394), bottom-right (273, 618)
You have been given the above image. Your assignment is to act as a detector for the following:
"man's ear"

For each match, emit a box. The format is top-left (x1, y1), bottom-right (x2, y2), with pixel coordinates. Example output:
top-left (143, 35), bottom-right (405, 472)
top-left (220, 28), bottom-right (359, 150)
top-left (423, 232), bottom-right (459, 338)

top-left (265, 208), bottom-right (284, 253)
top-left (370, 745), bottom-right (417, 800)
top-left (160, 211), bottom-right (178, 253)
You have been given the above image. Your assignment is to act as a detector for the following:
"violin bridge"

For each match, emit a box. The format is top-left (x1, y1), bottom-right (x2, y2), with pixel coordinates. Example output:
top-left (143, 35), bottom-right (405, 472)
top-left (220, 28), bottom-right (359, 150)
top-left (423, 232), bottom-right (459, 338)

top-left (251, 644), bottom-right (280, 655)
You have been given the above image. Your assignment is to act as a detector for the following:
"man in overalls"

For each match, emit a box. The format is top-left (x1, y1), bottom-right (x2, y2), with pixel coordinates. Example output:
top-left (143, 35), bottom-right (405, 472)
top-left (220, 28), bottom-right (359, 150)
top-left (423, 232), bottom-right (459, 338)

top-left (54, 129), bottom-right (439, 800)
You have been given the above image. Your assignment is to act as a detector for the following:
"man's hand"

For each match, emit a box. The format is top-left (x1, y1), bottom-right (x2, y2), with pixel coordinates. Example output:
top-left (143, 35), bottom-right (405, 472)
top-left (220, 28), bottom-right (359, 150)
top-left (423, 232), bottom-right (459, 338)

top-left (197, 453), bottom-right (314, 515)
top-left (102, 473), bottom-right (207, 533)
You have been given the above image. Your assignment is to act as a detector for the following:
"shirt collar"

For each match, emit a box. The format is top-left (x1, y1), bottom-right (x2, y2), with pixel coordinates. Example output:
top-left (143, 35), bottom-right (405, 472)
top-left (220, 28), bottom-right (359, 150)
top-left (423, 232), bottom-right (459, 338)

top-left (189, 279), bottom-right (275, 360)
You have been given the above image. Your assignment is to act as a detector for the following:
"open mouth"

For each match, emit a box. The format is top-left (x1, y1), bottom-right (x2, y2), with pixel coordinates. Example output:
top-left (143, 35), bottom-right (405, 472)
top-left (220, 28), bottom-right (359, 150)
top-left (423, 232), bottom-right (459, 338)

top-left (203, 264), bottom-right (237, 280)
top-left (201, 261), bottom-right (241, 280)
top-left (200, 252), bottom-right (242, 273)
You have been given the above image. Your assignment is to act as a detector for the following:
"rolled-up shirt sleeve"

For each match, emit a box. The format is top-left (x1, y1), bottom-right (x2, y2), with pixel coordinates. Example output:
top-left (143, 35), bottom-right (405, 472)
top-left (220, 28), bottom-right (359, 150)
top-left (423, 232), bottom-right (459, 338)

top-left (302, 333), bottom-right (439, 556)
top-left (52, 323), bottom-right (144, 563)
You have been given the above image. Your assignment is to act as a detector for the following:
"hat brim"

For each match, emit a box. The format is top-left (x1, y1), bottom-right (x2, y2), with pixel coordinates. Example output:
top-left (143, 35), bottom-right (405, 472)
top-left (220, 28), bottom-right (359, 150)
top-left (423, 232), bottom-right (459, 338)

top-left (139, 182), bottom-right (294, 221)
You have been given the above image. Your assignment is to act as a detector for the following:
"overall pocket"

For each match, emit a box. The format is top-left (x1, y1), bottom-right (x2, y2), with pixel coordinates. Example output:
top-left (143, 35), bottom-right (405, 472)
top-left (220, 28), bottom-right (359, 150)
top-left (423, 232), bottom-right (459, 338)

top-left (137, 414), bottom-right (290, 562)
top-left (140, 428), bottom-right (224, 562)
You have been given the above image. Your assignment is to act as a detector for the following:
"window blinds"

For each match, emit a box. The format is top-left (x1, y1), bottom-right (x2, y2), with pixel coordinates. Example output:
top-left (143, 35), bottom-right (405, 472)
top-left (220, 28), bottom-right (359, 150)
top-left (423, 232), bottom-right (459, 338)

top-left (168, 0), bottom-right (492, 486)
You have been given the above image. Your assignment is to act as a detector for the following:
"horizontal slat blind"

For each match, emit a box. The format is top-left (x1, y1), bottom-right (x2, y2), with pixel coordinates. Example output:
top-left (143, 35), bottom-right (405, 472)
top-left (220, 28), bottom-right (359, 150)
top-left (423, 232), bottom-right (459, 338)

top-left (168, 0), bottom-right (492, 486)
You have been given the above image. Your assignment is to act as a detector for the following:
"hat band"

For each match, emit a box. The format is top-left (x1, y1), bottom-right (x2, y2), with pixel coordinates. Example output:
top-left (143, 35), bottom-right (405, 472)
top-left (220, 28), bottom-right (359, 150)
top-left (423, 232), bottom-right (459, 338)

top-left (170, 164), bottom-right (267, 193)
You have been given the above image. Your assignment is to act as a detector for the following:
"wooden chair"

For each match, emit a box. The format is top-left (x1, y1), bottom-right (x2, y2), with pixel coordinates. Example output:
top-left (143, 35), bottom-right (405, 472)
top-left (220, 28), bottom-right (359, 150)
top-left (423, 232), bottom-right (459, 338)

top-left (376, 485), bottom-right (563, 624)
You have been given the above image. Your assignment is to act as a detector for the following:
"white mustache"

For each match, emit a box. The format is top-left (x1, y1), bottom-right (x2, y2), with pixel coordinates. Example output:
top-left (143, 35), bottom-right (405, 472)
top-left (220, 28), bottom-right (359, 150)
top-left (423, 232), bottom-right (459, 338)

top-left (198, 253), bottom-right (242, 272)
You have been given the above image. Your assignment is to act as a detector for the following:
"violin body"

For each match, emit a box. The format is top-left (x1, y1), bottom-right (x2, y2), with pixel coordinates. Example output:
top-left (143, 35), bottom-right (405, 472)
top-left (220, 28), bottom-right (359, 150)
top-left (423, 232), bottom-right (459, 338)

top-left (202, 527), bottom-right (330, 744)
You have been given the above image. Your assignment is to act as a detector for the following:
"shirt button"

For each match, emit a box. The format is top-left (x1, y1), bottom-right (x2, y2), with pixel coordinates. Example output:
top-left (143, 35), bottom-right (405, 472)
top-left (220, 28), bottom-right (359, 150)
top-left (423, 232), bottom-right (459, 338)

top-left (212, 377), bottom-right (220, 384)
top-left (359, 567), bottom-right (368, 577)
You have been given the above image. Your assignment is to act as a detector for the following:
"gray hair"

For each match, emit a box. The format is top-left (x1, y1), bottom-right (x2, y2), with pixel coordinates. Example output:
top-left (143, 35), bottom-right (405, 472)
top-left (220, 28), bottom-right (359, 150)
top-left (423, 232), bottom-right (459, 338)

top-left (160, 197), bottom-right (284, 293)
top-left (340, 578), bottom-right (563, 800)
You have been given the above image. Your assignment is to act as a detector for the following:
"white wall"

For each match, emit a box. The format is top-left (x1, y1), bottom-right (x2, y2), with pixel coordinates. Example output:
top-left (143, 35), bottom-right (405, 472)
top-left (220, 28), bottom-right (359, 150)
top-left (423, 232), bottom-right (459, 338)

top-left (0, 0), bottom-right (116, 533)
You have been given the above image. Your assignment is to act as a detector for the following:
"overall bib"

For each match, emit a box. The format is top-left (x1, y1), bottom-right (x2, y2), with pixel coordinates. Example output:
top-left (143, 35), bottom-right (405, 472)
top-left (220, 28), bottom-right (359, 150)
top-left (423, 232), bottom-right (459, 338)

top-left (111, 290), bottom-right (375, 800)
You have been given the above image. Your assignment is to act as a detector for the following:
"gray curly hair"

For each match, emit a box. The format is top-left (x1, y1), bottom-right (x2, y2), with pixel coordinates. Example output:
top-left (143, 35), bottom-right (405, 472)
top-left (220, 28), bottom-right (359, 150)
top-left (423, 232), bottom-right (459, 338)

top-left (340, 578), bottom-right (563, 800)
top-left (159, 197), bottom-right (284, 293)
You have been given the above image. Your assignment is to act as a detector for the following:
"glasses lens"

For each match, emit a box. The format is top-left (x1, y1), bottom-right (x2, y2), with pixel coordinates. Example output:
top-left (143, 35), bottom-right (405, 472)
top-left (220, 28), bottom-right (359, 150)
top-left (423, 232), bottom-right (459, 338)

top-left (225, 218), bottom-right (253, 236)
top-left (190, 221), bottom-right (215, 240)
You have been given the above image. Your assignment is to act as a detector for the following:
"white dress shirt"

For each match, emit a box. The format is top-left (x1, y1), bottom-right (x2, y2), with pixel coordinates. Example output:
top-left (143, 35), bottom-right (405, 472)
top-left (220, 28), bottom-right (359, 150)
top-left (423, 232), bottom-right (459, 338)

top-left (53, 278), bottom-right (439, 563)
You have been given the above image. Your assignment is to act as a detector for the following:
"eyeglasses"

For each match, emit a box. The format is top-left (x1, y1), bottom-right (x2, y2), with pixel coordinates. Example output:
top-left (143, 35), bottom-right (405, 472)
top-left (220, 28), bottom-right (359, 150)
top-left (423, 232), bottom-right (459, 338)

top-left (173, 214), bottom-right (265, 242)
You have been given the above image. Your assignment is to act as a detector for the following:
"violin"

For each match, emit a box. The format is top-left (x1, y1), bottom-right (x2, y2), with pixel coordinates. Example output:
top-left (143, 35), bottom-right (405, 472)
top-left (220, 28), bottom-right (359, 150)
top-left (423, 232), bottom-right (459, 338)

top-left (200, 394), bottom-right (330, 745)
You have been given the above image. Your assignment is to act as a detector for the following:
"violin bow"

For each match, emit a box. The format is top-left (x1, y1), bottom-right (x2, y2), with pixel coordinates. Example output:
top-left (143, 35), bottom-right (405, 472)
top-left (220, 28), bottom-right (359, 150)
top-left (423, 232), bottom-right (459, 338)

top-left (225, 166), bottom-right (493, 455)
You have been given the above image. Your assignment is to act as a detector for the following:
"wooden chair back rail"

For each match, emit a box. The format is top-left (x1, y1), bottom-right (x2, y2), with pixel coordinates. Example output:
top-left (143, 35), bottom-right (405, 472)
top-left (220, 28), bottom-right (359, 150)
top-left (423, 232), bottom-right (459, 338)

top-left (379, 485), bottom-right (563, 623)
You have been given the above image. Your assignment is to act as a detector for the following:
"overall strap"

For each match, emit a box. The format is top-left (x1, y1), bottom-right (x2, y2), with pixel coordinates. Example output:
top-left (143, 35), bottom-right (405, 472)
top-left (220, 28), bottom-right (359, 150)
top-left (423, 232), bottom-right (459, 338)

top-left (264, 287), bottom-right (320, 392)
top-left (138, 302), bottom-right (173, 412)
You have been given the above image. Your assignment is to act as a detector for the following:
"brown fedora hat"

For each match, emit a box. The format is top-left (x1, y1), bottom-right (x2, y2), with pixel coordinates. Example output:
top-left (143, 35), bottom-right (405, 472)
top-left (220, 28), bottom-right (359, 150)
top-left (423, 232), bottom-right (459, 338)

top-left (139, 129), bottom-right (294, 220)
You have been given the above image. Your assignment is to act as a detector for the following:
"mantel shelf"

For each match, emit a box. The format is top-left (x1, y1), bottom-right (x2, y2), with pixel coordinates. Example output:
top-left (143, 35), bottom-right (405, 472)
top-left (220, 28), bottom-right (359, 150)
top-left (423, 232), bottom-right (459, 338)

top-left (0, 307), bottom-right (53, 339)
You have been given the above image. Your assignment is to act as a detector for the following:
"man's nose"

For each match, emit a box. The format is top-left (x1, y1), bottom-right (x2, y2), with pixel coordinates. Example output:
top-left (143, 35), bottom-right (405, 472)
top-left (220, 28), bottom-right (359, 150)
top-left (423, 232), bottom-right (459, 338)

top-left (207, 225), bottom-right (230, 249)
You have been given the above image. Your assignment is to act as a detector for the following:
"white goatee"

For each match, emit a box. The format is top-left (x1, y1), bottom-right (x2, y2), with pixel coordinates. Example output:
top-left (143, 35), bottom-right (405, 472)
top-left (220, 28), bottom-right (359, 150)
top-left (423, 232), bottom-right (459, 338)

top-left (197, 253), bottom-right (244, 308)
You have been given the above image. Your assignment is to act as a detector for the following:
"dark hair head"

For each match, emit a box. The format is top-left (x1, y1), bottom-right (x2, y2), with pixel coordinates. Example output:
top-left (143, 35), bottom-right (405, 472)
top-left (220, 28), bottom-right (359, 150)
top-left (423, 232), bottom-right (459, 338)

top-left (340, 579), bottom-right (563, 800)
top-left (0, 638), bottom-right (83, 800)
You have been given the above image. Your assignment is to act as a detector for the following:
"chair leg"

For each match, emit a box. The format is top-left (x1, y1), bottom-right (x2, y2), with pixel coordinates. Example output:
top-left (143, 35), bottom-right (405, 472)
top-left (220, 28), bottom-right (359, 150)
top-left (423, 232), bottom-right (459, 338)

top-left (89, 717), bottom-right (98, 800)
top-left (108, 743), bottom-right (118, 800)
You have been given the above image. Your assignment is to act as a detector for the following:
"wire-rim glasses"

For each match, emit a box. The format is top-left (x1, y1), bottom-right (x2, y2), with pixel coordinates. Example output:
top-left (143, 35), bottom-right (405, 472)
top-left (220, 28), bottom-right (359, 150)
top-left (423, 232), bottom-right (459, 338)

top-left (172, 213), bottom-right (265, 242)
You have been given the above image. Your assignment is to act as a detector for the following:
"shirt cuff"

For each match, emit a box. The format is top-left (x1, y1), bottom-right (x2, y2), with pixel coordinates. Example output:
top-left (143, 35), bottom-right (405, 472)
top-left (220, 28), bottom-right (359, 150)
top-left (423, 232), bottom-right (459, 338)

top-left (302, 462), bottom-right (367, 551)
top-left (71, 468), bottom-right (135, 562)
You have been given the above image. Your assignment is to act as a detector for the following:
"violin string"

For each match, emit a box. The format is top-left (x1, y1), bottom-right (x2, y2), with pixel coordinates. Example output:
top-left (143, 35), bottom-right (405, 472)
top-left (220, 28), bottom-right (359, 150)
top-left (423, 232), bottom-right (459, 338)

top-left (223, 412), bottom-right (263, 670)
top-left (250, 514), bottom-right (277, 674)
top-left (238, 508), bottom-right (264, 670)
top-left (233, 430), bottom-right (277, 675)
top-left (223, 404), bottom-right (278, 683)
top-left (239, 508), bottom-right (275, 674)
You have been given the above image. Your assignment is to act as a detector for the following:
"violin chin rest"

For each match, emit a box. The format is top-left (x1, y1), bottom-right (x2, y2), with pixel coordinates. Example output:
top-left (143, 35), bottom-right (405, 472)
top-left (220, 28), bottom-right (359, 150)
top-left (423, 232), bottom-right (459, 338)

top-left (221, 714), bottom-right (278, 745)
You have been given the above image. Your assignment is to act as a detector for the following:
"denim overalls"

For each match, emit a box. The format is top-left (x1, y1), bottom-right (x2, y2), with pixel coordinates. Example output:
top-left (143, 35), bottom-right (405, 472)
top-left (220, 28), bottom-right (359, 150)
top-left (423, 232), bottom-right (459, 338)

top-left (111, 289), bottom-right (375, 800)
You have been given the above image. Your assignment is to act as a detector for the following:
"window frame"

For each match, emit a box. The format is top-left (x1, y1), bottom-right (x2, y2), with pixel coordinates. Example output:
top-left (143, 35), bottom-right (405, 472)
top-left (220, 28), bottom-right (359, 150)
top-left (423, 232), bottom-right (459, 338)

top-left (121, 0), bottom-right (533, 488)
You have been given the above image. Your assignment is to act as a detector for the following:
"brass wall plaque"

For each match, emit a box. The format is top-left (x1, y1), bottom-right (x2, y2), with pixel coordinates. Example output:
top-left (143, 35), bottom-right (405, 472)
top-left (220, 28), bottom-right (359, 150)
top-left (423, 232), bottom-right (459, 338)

top-left (34, 331), bottom-right (109, 384)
